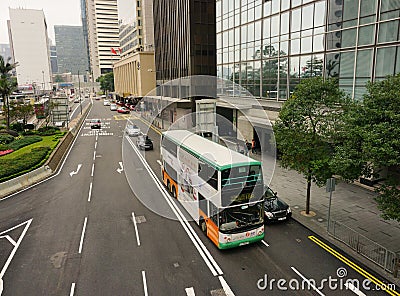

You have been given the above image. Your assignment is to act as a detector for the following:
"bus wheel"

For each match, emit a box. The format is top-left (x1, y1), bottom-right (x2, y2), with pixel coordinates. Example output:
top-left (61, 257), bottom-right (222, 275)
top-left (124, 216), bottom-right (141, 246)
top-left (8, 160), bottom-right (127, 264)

top-left (201, 220), bottom-right (207, 233)
top-left (172, 186), bottom-right (176, 198)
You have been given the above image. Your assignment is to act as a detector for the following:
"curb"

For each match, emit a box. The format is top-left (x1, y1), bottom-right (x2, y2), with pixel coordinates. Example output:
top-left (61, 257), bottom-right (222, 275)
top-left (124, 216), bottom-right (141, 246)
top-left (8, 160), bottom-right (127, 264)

top-left (291, 211), bottom-right (400, 288)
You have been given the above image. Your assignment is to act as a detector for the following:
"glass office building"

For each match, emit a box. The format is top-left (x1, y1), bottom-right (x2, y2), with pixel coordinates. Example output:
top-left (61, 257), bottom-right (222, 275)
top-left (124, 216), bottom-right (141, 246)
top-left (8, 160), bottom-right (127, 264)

top-left (216, 0), bottom-right (400, 100)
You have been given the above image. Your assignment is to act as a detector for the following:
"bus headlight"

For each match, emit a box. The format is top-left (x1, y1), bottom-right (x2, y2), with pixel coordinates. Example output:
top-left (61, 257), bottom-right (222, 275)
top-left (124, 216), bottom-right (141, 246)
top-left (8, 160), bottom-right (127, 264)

top-left (287, 207), bottom-right (291, 214)
top-left (223, 235), bottom-right (232, 242)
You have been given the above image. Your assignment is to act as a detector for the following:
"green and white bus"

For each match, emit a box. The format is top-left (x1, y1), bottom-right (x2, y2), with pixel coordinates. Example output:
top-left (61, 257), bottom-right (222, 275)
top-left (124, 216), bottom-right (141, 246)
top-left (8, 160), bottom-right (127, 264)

top-left (161, 130), bottom-right (264, 249)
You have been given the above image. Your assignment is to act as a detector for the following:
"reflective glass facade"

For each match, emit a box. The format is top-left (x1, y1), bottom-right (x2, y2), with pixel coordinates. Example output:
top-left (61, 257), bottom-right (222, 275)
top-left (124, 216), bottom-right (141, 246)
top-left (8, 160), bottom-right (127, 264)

top-left (216, 0), bottom-right (400, 100)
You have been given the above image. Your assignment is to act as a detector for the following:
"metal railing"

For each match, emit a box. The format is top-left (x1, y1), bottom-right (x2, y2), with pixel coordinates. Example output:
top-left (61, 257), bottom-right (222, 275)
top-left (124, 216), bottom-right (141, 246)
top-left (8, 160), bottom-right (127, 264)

top-left (328, 220), bottom-right (398, 274)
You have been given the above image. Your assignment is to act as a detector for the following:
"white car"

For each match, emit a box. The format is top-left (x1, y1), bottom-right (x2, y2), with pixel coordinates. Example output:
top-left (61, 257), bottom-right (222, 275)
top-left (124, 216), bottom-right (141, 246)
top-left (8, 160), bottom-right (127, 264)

top-left (125, 124), bottom-right (141, 136)
top-left (103, 100), bottom-right (110, 106)
top-left (110, 103), bottom-right (118, 111)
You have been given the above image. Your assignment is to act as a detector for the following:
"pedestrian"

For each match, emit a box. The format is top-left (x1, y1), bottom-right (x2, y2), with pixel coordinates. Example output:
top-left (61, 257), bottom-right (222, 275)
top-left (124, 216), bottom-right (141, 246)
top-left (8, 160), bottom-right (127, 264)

top-left (251, 139), bottom-right (256, 154)
top-left (245, 140), bottom-right (250, 156)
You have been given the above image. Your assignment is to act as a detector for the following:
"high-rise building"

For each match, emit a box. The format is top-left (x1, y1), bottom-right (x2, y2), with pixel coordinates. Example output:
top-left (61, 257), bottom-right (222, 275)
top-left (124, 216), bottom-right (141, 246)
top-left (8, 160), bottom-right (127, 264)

top-left (216, 0), bottom-right (400, 101)
top-left (153, 0), bottom-right (216, 82)
top-left (54, 25), bottom-right (89, 75)
top-left (85, 0), bottom-right (120, 79)
top-left (8, 8), bottom-right (52, 91)
top-left (81, 0), bottom-right (91, 72)
top-left (50, 45), bottom-right (58, 74)
top-left (113, 0), bottom-right (155, 98)
top-left (0, 44), bottom-right (11, 61)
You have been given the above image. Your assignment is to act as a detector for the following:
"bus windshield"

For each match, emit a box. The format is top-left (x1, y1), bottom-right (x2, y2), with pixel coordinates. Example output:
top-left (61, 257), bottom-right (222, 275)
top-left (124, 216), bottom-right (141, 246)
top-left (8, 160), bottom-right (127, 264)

top-left (219, 201), bottom-right (264, 233)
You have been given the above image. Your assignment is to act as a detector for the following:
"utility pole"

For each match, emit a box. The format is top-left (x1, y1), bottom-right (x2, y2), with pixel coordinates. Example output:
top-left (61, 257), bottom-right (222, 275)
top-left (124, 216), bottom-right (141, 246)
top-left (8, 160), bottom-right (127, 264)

top-left (78, 70), bottom-right (82, 114)
top-left (42, 70), bottom-right (45, 96)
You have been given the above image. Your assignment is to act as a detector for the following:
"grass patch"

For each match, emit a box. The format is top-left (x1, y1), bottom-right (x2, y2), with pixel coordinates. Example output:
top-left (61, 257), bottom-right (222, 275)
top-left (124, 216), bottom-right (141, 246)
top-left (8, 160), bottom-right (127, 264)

top-left (2, 135), bottom-right (60, 159)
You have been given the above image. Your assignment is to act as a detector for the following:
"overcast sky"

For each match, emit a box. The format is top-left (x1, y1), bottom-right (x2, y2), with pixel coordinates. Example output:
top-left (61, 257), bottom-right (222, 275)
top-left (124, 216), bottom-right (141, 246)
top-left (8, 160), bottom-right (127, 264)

top-left (0, 0), bottom-right (82, 44)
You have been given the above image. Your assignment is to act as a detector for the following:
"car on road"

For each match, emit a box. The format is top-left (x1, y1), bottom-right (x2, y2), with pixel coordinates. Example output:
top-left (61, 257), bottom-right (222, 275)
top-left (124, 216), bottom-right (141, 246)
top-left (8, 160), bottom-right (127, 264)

top-left (125, 124), bottom-right (141, 136)
top-left (263, 186), bottom-right (292, 223)
top-left (103, 100), bottom-right (110, 106)
top-left (117, 107), bottom-right (130, 114)
top-left (90, 119), bottom-right (101, 129)
top-left (110, 104), bottom-right (118, 111)
top-left (137, 134), bottom-right (153, 150)
top-left (73, 97), bottom-right (81, 103)
top-left (129, 105), bottom-right (137, 111)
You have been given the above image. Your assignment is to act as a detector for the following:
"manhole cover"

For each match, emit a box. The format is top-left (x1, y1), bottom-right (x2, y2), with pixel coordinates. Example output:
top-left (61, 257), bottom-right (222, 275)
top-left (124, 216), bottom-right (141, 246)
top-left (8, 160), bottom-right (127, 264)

top-left (210, 289), bottom-right (226, 296)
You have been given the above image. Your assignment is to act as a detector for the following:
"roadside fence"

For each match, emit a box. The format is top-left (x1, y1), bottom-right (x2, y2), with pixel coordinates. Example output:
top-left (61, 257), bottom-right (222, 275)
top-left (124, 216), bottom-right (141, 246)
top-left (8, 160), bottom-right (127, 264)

top-left (328, 219), bottom-right (398, 275)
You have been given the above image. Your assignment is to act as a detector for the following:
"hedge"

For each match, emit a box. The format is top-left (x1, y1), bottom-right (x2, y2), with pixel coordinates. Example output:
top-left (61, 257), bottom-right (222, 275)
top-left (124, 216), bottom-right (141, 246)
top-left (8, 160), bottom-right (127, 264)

top-left (0, 134), bottom-right (14, 145)
top-left (0, 146), bottom-right (50, 182)
top-left (8, 136), bottom-right (43, 150)
top-left (37, 126), bottom-right (60, 136)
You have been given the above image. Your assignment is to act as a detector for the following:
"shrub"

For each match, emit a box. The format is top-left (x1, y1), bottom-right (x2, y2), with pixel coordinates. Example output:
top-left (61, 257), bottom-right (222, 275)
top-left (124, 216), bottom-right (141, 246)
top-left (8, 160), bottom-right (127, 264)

top-left (0, 144), bottom-right (10, 151)
top-left (0, 147), bottom-right (50, 182)
top-left (22, 130), bottom-right (38, 136)
top-left (10, 122), bottom-right (24, 132)
top-left (24, 123), bottom-right (35, 130)
top-left (0, 134), bottom-right (14, 144)
top-left (37, 126), bottom-right (60, 136)
top-left (0, 130), bottom-right (19, 137)
top-left (8, 136), bottom-right (43, 150)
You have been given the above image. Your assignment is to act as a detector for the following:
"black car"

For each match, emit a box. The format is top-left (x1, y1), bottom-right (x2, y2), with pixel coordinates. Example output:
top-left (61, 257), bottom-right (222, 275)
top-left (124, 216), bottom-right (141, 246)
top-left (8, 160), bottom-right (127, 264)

top-left (137, 135), bottom-right (153, 150)
top-left (263, 186), bottom-right (292, 223)
top-left (90, 119), bottom-right (101, 129)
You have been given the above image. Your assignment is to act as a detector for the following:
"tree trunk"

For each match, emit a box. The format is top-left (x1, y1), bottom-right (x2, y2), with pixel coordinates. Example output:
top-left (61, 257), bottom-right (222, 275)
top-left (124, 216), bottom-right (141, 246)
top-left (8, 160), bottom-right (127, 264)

top-left (306, 173), bottom-right (312, 214)
top-left (6, 95), bottom-right (10, 129)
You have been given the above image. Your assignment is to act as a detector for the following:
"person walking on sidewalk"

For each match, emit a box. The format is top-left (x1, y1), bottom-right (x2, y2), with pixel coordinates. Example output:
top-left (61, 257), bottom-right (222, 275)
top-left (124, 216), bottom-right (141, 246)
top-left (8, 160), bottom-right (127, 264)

top-left (251, 139), bottom-right (256, 154)
top-left (245, 140), bottom-right (251, 156)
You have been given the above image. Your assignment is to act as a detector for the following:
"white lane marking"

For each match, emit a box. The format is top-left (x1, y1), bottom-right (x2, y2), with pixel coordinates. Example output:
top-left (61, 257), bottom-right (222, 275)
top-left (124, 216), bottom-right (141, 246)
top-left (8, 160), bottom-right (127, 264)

top-left (291, 267), bottom-right (325, 296)
top-left (78, 217), bottom-right (88, 254)
top-left (95, 133), bottom-right (98, 141)
top-left (126, 136), bottom-right (223, 276)
top-left (0, 102), bottom-right (92, 202)
top-left (93, 151), bottom-right (96, 161)
top-left (0, 235), bottom-right (17, 246)
top-left (116, 161), bottom-right (124, 174)
top-left (156, 160), bottom-right (162, 166)
top-left (94, 141), bottom-right (97, 149)
top-left (142, 271), bottom-right (148, 296)
top-left (345, 282), bottom-right (366, 296)
top-left (218, 276), bottom-right (235, 296)
top-left (0, 219), bottom-right (32, 279)
top-left (91, 163), bottom-right (95, 177)
top-left (88, 182), bottom-right (93, 202)
top-left (185, 287), bottom-right (195, 296)
top-left (69, 164), bottom-right (82, 177)
top-left (69, 283), bottom-right (76, 296)
top-left (0, 278), bottom-right (3, 295)
top-left (261, 240), bottom-right (269, 247)
top-left (69, 104), bottom-right (81, 119)
top-left (131, 212), bottom-right (141, 246)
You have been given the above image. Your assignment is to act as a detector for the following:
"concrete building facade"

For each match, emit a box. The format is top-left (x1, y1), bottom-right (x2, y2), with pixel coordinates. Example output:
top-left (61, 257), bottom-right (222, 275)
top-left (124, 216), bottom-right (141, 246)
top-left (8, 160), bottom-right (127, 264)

top-left (8, 8), bottom-right (52, 91)
top-left (85, 0), bottom-right (120, 79)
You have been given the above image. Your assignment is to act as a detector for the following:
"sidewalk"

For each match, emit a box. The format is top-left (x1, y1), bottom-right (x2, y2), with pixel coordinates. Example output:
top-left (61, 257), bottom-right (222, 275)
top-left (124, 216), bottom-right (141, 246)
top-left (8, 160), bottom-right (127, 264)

top-left (255, 152), bottom-right (400, 285)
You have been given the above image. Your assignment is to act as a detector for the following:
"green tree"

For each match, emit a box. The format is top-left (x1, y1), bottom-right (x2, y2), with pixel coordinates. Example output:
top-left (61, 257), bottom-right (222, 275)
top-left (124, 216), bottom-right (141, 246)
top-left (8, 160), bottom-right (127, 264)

top-left (332, 74), bottom-right (400, 221)
top-left (0, 56), bottom-right (18, 129)
top-left (274, 77), bottom-right (350, 214)
top-left (96, 72), bottom-right (114, 95)
top-left (54, 75), bottom-right (64, 83)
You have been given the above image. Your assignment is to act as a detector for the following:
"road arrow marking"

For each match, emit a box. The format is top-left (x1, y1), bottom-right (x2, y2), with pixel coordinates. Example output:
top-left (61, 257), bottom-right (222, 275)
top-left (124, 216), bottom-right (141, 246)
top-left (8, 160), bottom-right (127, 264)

top-left (116, 162), bottom-right (124, 174)
top-left (69, 164), bottom-right (82, 177)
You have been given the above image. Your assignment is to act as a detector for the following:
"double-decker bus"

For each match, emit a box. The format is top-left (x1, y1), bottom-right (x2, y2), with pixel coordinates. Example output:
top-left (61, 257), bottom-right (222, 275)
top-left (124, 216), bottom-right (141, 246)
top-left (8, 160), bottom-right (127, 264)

top-left (161, 130), bottom-right (264, 249)
top-left (34, 98), bottom-right (49, 119)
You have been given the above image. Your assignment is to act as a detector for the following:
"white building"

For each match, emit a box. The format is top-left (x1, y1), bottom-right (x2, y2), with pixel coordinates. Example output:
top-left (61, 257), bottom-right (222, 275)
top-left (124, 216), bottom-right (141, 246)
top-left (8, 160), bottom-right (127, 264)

top-left (8, 8), bottom-right (52, 91)
top-left (85, 0), bottom-right (120, 79)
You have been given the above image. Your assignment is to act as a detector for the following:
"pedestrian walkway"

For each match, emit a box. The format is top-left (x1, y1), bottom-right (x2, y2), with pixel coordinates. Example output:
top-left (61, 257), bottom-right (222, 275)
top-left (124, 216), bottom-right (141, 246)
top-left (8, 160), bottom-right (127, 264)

top-left (253, 152), bottom-right (400, 284)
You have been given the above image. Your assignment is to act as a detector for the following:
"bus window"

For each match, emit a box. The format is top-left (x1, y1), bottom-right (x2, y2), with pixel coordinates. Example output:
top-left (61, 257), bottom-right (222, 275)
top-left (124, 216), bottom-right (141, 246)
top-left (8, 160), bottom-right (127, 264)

top-left (198, 161), bottom-right (218, 189)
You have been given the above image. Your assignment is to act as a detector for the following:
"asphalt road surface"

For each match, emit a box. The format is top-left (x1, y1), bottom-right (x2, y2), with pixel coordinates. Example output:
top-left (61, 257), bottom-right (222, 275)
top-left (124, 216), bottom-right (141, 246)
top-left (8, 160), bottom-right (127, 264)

top-left (0, 100), bottom-right (397, 296)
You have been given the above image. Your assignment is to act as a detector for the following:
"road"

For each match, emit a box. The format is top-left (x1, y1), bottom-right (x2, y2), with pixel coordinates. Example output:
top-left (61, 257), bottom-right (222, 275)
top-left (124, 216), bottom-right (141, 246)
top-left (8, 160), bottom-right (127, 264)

top-left (0, 100), bottom-right (397, 296)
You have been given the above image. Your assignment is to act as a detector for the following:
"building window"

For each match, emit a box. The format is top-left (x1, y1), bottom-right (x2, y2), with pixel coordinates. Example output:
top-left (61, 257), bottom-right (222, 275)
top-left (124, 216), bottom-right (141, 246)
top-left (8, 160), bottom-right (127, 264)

top-left (378, 20), bottom-right (400, 43)
top-left (375, 46), bottom-right (396, 77)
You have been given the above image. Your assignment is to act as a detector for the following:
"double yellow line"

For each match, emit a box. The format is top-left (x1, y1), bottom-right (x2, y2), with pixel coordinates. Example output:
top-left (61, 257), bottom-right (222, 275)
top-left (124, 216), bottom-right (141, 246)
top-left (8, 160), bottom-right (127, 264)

top-left (309, 235), bottom-right (399, 296)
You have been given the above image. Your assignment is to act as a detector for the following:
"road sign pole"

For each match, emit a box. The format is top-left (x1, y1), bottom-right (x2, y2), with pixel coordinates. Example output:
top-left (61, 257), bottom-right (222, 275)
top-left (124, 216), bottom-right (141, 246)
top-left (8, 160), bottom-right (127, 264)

top-left (326, 177), bottom-right (335, 232)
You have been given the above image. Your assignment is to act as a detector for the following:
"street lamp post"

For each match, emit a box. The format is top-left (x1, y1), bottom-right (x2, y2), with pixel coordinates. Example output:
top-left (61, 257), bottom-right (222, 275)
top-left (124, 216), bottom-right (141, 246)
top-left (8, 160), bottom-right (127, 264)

top-left (42, 70), bottom-right (45, 96)
top-left (78, 70), bottom-right (82, 114)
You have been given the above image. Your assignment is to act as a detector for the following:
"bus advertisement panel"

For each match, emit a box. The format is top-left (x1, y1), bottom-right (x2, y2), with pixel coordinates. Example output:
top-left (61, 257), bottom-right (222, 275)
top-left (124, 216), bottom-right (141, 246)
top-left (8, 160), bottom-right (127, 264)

top-left (161, 130), bottom-right (264, 249)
